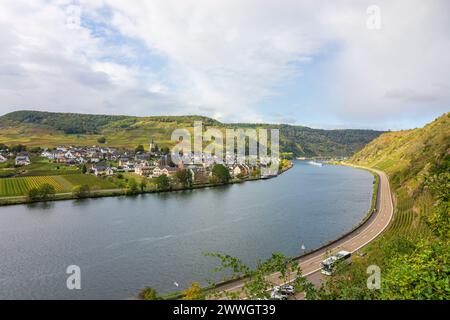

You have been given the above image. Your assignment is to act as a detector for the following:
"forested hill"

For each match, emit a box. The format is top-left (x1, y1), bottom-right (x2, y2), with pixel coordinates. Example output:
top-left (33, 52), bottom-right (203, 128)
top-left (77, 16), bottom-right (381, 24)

top-left (0, 110), bottom-right (382, 157)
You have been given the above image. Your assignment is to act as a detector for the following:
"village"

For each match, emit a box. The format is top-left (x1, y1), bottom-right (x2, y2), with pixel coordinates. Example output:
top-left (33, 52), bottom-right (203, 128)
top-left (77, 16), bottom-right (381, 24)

top-left (0, 140), bottom-right (284, 185)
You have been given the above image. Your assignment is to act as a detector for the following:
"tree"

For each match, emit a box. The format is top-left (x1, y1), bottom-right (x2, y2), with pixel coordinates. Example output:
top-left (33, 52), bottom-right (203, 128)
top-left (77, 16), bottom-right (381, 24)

top-left (209, 175), bottom-right (220, 185)
top-left (241, 252), bottom-right (297, 299)
top-left (28, 184), bottom-right (56, 201)
top-left (183, 282), bottom-right (204, 300)
top-left (427, 201), bottom-right (450, 239)
top-left (279, 159), bottom-right (291, 172)
top-left (10, 144), bottom-right (27, 153)
top-left (135, 144), bottom-right (145, 153)
top-left (380, 239), bottom-right (450, 299)
top-left (251, 168), bottom-right (261, 178)
top-left (162, 146), bottom-right (170, 155)
top-left (126, 178), bottom-right (139, 194)
top-left (139, 287), bottom-right (160, 300)
top-left (262, 252), bottom-right (292, 284)
top-left (426, 171), bottom-right (450, 238)
top-left (176, 169), bottom-right (193, 188)
top-left (81, 164), bottom-right (87, 174)
top-left (27, 188), bottom-right (40, 200)
top-left (206, 251), bottom-right (312, 300)
top-left (140, 179), bottom-right (147, 192)
top-left (97, 136), bottom-right (106, 144)
top-left (155, 174), bottom-right (170, 190)
top-left (211, 164), bottom-right (231, 184)
top-left (38, 183), bottom-right (56, 200)
top-left (72, 185), bottom-right (90, 198)
top-left (29, 146), bottom-right (42, 154)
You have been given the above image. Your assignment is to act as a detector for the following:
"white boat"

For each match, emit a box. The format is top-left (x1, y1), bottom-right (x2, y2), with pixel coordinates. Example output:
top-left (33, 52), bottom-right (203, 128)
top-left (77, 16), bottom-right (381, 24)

top-left (308, 161), bottom-right (323, 167)
top-left (261, 173), bottom-right (278, 179)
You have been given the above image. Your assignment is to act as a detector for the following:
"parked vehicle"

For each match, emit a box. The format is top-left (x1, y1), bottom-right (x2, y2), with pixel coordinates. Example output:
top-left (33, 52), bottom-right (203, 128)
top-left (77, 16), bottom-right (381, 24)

top-left (270, 290), bottom-right (288, 300)
top-left (274, 285), bottom-right (295, 295)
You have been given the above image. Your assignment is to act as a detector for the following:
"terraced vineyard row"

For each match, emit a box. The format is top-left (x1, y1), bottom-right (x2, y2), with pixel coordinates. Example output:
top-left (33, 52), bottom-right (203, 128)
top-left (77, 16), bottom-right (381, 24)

top-left (388, 191), bottom-right (433, 238)
top-left (0, 178), bottom-right (29, 197)
top-left (0, 174), bottom-right (117, 197)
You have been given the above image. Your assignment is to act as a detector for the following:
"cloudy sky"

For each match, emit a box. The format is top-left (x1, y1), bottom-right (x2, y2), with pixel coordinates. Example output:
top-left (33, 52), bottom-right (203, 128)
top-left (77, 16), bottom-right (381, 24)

top-left (0, 0), bottom-right (449, 129)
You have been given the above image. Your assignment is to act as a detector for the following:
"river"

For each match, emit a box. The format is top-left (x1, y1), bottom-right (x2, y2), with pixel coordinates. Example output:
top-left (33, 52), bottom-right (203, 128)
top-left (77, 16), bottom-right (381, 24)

top-left (0, 161), bottom-right (373, 299)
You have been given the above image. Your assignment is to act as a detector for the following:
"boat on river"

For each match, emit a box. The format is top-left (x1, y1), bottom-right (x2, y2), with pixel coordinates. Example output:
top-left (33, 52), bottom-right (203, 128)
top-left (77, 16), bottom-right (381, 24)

top-left (308, 161), bottom-right (323, 167)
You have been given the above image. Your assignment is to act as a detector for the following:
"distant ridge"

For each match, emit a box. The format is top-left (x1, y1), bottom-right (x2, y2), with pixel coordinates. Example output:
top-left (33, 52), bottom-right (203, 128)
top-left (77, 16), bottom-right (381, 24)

top-left (0, 110), bottom-right (383, 157)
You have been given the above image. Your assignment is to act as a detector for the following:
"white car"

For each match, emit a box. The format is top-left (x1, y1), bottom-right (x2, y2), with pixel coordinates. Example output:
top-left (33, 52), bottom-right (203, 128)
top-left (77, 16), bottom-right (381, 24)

top-left (270, 290), bottom-right (288, 300)
top-left (274, 285), bottom-right (295, 295)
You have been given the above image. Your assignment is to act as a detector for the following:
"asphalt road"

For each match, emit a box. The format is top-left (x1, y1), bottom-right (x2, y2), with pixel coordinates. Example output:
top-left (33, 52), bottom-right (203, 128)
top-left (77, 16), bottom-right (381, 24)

top-left (215, 167), bottom-right (394, 299)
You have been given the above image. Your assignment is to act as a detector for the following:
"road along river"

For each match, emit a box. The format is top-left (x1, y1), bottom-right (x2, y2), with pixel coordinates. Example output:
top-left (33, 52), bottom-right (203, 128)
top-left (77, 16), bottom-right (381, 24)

top-left (217, 166), bottom-right (393, 298)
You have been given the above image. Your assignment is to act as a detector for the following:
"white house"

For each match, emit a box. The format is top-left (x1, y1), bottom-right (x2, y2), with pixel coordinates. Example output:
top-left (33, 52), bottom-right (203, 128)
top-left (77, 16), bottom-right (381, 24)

top-left (152, 166), bottom-right (177, 178)
top-left (0, 155), bottom-right (7, 163)
top-left (118, 157), bottom-right (130, 167)
top-left (15, 156), bottom-right (31, 166)
top-left (92, 163), bottom-right (113, 176)
top-left (65, 151), bottom-right (76, 159)
top-left (135, 163), bottom-right (153, 176)
top-left (151, 166), bottom-right (164, 178)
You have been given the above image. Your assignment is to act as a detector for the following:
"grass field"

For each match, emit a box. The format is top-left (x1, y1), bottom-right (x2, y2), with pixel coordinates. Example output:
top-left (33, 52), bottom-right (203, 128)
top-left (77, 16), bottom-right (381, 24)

top-left (0, 174), bottom-right (117, 197)
top-left (0, 156), bottom-right (80, 177)
top-left (62, 174), bottom-right (116, 190)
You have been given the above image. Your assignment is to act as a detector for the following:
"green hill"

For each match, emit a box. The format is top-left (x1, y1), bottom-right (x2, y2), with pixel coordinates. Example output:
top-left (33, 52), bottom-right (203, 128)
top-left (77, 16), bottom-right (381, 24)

top-left (351, 112), bottom-right (450, 194)
top-left (0, 110), bottom-right (382, 157)
top-left (324, 113), bottom-right (450, 299)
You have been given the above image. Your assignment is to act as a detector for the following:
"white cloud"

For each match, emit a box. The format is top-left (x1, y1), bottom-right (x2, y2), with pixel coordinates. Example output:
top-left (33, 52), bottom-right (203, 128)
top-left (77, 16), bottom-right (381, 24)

top-left (323, 0), bottom-right (450, 125)
top-left (0, 0), bottom-right (184, 116)
top-left (100, 0), bottom-right (331, 121)
top-left (0, 0), bottom-right (448, 128)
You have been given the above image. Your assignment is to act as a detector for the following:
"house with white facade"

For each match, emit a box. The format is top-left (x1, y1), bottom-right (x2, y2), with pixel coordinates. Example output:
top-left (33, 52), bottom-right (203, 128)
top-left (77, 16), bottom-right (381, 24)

top-left (135, 163), bottom-right (154, 176)
top-left (15, 155), bottom-right (31, 166)
top-left (152, 166), bottom-right (177, 178)
top-left (92, 162), bottom-right (113, 176)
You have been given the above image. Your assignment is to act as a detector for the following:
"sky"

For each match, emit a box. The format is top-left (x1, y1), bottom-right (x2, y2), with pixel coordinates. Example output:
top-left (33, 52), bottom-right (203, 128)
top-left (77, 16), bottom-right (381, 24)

top-left (0, 0), bottom-right (449, 130)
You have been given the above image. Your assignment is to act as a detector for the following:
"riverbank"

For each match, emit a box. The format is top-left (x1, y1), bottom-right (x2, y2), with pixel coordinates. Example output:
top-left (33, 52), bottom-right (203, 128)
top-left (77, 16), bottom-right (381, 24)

top-left (0, 162), bottom-right (293, 207)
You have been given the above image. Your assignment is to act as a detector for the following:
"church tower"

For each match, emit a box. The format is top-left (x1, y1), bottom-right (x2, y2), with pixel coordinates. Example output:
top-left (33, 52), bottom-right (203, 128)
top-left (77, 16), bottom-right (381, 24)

top-left (149, 139), bottom-right (155, 153)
